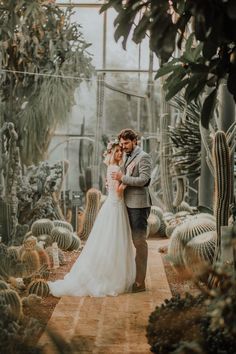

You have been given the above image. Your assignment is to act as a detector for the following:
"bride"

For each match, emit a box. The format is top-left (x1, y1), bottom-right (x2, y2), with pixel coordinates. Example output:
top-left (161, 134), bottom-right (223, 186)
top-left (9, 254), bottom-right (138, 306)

top-left (48, 140), bottom-right (135, 297)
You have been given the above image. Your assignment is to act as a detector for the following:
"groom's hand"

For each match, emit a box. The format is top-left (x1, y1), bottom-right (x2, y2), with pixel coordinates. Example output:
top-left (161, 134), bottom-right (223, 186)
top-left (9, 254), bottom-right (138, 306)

top-left (112, 171), bottom-right (123, 181)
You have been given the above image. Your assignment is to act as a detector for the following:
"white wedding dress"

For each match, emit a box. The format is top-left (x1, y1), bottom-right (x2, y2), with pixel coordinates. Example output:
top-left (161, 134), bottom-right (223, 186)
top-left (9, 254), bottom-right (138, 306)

top-left (48, 164), bottom-right (136, 297)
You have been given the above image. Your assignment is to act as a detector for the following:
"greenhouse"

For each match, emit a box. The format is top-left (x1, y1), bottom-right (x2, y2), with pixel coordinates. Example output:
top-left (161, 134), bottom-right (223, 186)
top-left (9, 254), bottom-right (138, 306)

top-left (0, 1), bottom-right (236, 353)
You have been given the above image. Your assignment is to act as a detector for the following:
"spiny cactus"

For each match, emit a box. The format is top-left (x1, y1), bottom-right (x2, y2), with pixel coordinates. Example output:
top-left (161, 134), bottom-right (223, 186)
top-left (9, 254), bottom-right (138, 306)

top-left (53, 220), bottom-right (73, 232)
top-left (0, 280), bottom-right (9, 290)
top-left (0, 288), bottom-right (23, 320)
top-left (35, 244), bottom-right (51, 268)
top-left (51, 227), bottom-right (73, 251)
top-left (78, 188), bottom-right (101, 240)
top-left (45, 246), bottom-right (66, 266)
top-left (7, 246), bottom-right (20, 262)
top-left (183, 231), bottom-right (217, 275)
top-left (27, 279), bottom-right (50, 298)
top-left (147, 214), bottom-right (161, 237)
top-left (158, 220), bottom-right (167, 237)
top-left (176, 201), bottom-right (193, 213)
top-left (213, 131), bottom-right (232, 263)
top-left (168, 216), bottom-right (216, 268)
top-left (173, 177), bottom-right (185, 207)
top-left (37, 234), bottom-right (53, 247)
top-left (31, 218), bottom-right (54, 237)
top-left (20, 249), bottom-right (40, 276)
top-left (22, 236), bottom-right (37, 250)
top-left (22, 294), bottom-right (42, 309)
top-left (150, 206), bottom-right (164, 220)
top-left (67, 233), bottom-right (81, 251)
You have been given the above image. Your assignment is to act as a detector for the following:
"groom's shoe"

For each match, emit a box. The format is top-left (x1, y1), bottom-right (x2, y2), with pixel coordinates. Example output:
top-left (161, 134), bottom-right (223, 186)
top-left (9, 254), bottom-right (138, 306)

top-left (132, 282), bottom-right (146, 293)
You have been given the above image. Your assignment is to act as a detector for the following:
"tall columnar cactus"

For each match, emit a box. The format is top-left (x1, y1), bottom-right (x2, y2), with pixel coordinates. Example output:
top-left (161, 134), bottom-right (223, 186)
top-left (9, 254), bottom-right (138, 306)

top-left (213, 131), bottom-right (232, 262)
top-left (31, 218), bottom-right (54, 237)
top-left (173, 177), bottom-right (186, 207)
top-left (45, 245), bottom-right (66, 267)
top-left (78, 188), bottom-right (101, 240)
top-left (0, 288), bottom-right (23, 320)
top-left (27, 279), bottom-right (50, 298)
top-left (183, 231), bottom-right (217, 275)
top-left (168, 216), bottom-right (216, 269)
top-left (51, 227), bottom-right (73, 250)
top-left (20, 249), bottom-right (40, 276)
top-left (159, 102), bottom-right (174, 212)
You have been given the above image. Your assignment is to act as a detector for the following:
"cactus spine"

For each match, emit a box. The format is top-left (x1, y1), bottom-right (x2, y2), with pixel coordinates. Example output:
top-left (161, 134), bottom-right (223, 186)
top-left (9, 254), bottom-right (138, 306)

top-left (67, 234), bottom-right (81, 251)
top-left (20, 249), bottom-right (40, 276)
top-left (213, 131), bottom-right (232, 262)
top-left (53, 220), bottom-right (73, 232)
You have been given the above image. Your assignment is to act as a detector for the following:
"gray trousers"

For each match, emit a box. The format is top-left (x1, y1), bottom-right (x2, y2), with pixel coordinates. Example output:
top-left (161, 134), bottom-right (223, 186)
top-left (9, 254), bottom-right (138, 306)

top-left (127, 207), bottom-right (151, 284)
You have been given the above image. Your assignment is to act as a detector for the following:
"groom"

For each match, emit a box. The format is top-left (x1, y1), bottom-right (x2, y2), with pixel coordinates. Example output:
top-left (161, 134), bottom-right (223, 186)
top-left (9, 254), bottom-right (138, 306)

top-left (112, 128), bottom-right (152, 293)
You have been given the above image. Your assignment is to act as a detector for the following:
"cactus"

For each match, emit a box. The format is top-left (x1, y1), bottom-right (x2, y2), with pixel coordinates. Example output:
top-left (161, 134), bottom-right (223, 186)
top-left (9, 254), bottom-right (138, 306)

top-left (27, 278), bottom-right (50, 298)
top-left (7, 246), bottom-right (20, 262)
top-left (173, 177), bottom-right (185, 207)
top-left (176, 201), bottom-right (193, 213)
top-left (78, 188), bottom-right (101, 240)
top-left (168, 216), bottom-right (216, 268)
top-left (0, 280), bottom-right (9, 290)
top-left (22, 235), bottom-right (37, 250)
top-left (0, 288), bottom-right (23, 320)
top-left (183, 231), bottom-right (217, 275)
top-left (150, 206), bottom-right (164, 220)
top-left (213, 131), bottom-right (232, 262)
top-left (22, 294), bottom-right (42, 309)
top-left (53, 220), bottom-right (73, 232)
top-left (147, 214), bottom-right (161, 237)
top-left (20, 249), bottom-right (40, 276)
top-left (158, 220), bottom-right (167, 237)
top-left (31, 218), bottom-right (54, 237)
top-left (37, 234), bottom-right (53, 247)
top-left (51, 227), bottom-right (73, 250)
top-left (45, 245), bottom-right (66, 266)
top-left (67, 233), bottom-right (81, 251)
top-left (35, 244), bottom-right (51, 268)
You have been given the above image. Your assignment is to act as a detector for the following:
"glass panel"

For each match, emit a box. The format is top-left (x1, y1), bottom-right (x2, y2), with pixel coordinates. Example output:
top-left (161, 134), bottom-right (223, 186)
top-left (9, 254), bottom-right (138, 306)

top-left (105, 9), bottom-right (140, 70)
top-left (71, 8), bottom-right (104, 69)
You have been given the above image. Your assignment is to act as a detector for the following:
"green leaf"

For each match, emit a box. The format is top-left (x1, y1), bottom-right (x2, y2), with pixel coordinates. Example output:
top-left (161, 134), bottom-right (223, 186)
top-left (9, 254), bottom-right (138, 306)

top-left (165, 78), bottom-right (189, 101)
top-left (155, 62), bottom-right (181, 79)
top-left (201, 88), bottom-right (217, 129)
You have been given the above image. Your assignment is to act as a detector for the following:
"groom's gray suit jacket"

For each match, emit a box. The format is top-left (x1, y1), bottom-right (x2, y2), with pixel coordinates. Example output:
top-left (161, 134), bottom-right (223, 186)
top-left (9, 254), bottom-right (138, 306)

top-left (121, 146), bottom-right (152, 208)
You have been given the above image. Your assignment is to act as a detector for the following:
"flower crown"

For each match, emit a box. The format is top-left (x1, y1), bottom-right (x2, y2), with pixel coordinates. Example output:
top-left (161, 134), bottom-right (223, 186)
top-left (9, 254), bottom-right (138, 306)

top-left (103, 138), bottom-right (120, 157)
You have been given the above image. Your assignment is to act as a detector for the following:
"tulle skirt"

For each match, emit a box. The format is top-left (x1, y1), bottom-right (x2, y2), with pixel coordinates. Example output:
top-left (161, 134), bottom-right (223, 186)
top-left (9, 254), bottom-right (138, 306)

top-left (48, 195), bottom-right (136, 297)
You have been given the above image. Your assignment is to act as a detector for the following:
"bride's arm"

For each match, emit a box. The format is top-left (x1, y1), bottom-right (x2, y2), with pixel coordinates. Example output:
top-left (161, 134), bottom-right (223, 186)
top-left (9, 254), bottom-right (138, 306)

top-left (116, 182), bottom-right (126, 197)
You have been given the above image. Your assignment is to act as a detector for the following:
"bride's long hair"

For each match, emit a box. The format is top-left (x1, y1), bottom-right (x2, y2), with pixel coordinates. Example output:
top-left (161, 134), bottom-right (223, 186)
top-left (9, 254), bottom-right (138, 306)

top-left (103, 139), bottom-right (122, 166)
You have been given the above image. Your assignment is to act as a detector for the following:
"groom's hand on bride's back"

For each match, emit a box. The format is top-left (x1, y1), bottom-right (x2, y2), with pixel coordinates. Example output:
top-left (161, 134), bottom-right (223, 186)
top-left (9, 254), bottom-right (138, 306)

top-left (112, 171), bottom-right (123, 181)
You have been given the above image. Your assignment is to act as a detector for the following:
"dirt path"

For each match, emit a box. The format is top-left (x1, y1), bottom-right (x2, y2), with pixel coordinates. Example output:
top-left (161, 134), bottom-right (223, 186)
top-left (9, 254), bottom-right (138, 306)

top-left (38, 239), bottom-right (171, 354)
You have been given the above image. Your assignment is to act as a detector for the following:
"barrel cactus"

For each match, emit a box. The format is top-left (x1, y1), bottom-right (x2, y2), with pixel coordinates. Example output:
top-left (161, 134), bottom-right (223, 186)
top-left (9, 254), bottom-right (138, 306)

top-left (7, 246), bottom-right (20, 262)
top-left (0, 280), bottom-right (9, 290)
top-left (51, 227), bottom-right (73, 251)
top-left (183, 231), bottom-right (217, 275)
top-left (37, 234), bottom-right (53, 247)
top-left (150, 206), bottom-right (164, 220)
top-left (147, 214), bottom-right (161, 237)
top-left (168, 216), bottom-right (216, 269)
top-left (0, 288), bottom-right (23, 320)
top-left (78, 188), bottom-right (101, 240)
top-left (67, 233), bottom-right (81, 251)
top-left (27, 279), bottom-right (50, 298)
top-left (53, 220), bottom-right (73, 232)
top-left (35, 244), bottom-right (51, 268)
top-left (31, 218), bottom-right (54, 237)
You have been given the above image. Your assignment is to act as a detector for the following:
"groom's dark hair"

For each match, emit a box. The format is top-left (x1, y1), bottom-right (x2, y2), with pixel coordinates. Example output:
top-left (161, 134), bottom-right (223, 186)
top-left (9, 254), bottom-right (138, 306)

top-left (118, 128), bottom-right (138, 141)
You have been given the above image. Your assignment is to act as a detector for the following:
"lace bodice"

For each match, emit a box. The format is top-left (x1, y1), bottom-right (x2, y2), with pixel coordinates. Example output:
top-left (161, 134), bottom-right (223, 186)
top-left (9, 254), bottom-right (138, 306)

top-left (106, 164), bottom-right (120, 199)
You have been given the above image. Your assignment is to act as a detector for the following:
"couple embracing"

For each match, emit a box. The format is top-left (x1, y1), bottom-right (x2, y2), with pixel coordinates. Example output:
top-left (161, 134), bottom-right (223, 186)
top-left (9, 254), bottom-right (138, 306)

top-left (48, 128), bottom-right (152, 297)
